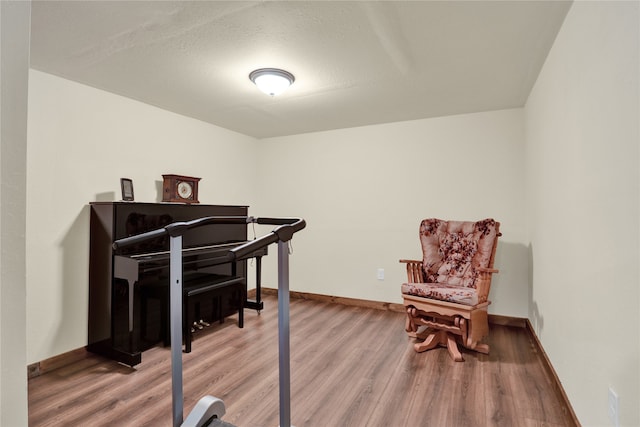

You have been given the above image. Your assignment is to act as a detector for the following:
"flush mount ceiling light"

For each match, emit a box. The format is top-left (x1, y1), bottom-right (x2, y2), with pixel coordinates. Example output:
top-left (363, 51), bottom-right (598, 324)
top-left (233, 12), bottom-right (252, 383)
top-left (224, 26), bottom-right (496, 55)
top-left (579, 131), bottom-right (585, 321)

top-left (249, 68), bottom-right (295, 96)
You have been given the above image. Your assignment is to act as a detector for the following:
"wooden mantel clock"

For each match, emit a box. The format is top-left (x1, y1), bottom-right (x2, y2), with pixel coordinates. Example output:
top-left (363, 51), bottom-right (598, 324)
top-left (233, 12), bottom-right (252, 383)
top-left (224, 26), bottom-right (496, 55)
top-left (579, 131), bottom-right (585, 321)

top-left (162, 174), bottom-right (201, 204)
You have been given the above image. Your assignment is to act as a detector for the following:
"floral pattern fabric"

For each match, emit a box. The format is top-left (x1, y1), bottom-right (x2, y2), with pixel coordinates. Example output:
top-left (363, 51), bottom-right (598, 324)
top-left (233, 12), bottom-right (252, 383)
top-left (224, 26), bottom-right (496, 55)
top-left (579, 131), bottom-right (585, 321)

top-left (402, 218), bottom-right (498, 306)
top-left (401, 282), bottom-right (478, 306)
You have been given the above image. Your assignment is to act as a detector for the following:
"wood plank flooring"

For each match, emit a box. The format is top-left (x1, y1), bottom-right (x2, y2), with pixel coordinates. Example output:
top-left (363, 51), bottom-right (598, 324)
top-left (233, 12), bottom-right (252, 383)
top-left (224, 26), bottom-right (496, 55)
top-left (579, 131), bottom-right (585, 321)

top-left (28, 295), bottom-right (577, 427)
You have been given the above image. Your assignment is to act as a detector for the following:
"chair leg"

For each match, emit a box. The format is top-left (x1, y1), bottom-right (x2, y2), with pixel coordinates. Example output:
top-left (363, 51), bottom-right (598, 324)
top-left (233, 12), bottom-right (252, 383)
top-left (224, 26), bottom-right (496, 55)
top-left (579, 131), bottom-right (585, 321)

top-left (469, 342), bottom-right (490, 354)
top-left (445, 333), bottom-right (464, 362)
top-left (465, 310), bottom-right (490, 355)
top-left (405, 308), bottom-right (418, 335)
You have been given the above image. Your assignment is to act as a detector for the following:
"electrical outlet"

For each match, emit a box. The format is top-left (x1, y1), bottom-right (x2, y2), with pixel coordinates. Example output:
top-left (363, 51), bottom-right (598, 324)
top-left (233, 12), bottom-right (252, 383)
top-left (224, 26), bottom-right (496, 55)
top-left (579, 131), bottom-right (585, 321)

top-left (608, 387), bottom-right (619, 427)
top-left (377, 268), bottom-right (384, 280)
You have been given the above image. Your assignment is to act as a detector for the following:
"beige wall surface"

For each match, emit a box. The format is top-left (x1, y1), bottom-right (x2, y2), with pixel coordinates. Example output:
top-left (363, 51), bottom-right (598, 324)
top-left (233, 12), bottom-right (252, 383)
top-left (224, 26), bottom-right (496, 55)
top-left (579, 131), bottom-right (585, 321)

top-left (18, 3), bottom-right (639, 426)
top-left (525, 2), bottom-right (639, 425)
top-left (26, 70), bottom-right (530, 367)
top-left (1, 1), bottom-right (31, 425)
top-left (255, 108), bottom-right (528, 317)
top-left (25, 70), bottom-right (259, 364)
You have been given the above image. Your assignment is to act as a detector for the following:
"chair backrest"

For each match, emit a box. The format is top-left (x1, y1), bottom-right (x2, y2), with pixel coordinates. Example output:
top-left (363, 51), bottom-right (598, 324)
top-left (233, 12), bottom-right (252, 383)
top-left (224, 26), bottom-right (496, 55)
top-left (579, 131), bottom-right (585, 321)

top-left (419, 218), bottom-right (500, 288)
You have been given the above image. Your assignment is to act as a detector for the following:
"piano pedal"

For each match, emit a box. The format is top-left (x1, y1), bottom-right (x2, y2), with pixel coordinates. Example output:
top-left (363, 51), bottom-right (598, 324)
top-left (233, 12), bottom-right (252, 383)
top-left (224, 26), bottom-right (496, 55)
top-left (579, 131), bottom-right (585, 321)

top-left (193, 321), bottom-right (204, 330)
top-left (198, 319), bottom-right (211, 327)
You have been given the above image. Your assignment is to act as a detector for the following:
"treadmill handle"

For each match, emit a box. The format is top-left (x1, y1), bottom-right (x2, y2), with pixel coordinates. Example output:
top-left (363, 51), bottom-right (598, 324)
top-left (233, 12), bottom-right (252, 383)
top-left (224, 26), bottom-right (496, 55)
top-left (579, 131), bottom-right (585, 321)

top-left (231, 219), bottom-right (306, 260)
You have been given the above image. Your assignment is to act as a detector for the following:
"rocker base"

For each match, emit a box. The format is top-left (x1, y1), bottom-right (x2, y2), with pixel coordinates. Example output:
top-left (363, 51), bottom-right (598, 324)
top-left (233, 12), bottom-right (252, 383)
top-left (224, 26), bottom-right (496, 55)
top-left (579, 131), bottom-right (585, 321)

top-left (413, 329), bottom-right (490, 362)
top-left (414, 330), bottom-right (464, 361)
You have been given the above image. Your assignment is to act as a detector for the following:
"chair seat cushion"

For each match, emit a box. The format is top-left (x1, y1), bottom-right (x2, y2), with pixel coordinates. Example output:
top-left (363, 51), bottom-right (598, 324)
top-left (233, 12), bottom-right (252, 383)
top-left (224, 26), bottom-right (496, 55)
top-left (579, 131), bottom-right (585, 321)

top-left (402, 282), bottom-right (478, 306)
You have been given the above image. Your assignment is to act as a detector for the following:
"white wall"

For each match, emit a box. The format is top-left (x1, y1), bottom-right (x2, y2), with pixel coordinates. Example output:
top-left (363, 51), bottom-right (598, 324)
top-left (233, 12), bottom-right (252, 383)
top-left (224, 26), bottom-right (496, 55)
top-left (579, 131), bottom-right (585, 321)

top-left (26, 70), bottom-right (259, 364)
top-left (525, 2), bottom-right (639, 425)
top-left (26, 71), bottom-right (530, 366)
top-left (19, 3), bottom-right (640, 426)
top-left (255, 109), bottom-right (529, 317)
top-left (0, 1), bottom-right (31, 425)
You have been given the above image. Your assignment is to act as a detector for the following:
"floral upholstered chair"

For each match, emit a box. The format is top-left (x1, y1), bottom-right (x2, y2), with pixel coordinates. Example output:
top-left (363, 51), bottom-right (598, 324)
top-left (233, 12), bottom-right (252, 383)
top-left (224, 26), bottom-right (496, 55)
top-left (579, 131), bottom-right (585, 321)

top-left (400, 218), bottom-right (500, 361)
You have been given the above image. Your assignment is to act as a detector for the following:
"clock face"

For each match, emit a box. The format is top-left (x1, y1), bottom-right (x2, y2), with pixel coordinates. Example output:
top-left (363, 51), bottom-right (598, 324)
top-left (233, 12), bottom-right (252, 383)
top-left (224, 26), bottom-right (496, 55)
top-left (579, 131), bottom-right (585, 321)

top-left (177, 181), bottom-right (193, 199)
top-left (162, 174), bottom-right (200, 203)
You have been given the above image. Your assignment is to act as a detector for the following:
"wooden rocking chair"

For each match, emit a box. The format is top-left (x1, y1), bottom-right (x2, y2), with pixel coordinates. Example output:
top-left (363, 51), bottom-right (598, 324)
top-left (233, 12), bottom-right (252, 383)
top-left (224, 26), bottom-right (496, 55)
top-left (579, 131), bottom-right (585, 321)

top-left (400, 218), bottom-right (500, 361)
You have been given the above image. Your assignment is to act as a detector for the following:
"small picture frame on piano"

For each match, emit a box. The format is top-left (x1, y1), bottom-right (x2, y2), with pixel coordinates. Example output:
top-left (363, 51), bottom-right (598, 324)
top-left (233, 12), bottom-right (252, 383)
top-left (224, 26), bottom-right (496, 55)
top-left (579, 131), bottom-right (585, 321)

top-left (120, 178), bottom-right (134, 201)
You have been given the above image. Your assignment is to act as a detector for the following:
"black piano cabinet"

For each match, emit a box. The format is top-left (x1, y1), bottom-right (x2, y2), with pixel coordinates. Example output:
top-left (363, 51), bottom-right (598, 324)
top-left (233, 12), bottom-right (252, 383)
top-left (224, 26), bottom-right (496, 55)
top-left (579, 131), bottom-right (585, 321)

top-left (87, 202), bottom-right (264, 366)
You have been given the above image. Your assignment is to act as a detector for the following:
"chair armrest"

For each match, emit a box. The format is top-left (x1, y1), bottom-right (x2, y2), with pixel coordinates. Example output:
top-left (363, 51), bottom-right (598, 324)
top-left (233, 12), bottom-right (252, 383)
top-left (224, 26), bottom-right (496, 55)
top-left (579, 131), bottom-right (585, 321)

top-left (475, 268), bottom-right (499, 303)
top-left (399, 259), bottom-right (423, 283)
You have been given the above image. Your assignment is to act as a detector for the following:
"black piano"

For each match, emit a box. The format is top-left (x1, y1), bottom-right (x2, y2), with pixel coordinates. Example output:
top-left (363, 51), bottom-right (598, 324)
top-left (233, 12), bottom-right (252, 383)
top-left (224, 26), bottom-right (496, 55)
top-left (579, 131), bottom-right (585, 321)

top-left (88, 202), bottom-right (266, 366)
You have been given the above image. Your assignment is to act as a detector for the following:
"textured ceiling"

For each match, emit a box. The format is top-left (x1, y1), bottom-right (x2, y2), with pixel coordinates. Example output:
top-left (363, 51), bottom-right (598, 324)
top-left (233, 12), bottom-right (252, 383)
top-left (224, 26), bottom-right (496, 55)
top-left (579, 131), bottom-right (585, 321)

top-left (30, 1), bottom-right (572, 139)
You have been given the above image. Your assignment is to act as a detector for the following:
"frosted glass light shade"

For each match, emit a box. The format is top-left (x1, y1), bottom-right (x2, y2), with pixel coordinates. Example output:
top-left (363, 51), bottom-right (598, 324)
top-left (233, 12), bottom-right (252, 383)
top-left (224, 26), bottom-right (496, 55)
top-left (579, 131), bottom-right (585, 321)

top-left (249, 68), bottom-right (295, 96)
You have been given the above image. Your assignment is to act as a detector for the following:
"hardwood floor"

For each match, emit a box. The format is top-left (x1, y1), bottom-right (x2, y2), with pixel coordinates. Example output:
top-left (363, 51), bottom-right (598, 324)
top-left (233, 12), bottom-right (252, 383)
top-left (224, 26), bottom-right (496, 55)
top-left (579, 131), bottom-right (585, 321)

top-left (28, 295), bottom-right (577, 427)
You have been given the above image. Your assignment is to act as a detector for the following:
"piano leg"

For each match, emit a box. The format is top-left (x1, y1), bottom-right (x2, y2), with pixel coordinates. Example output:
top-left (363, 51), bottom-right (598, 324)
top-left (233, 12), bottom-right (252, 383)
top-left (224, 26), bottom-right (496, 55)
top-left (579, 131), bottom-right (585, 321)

top-left (245, 256), bottom-right (264, 313)
top-left (238, 282), bottom-right (245, 328)
top-left (255, 256), bottom-right (262, 312)
top-left (184, 295), bottom-right (192, 354)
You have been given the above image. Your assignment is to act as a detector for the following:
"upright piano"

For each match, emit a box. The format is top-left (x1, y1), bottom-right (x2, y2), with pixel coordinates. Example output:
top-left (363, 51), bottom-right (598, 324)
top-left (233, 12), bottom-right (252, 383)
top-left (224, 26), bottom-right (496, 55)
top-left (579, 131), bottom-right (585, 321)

top-left (88, 202), bottom-right (265, 366)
